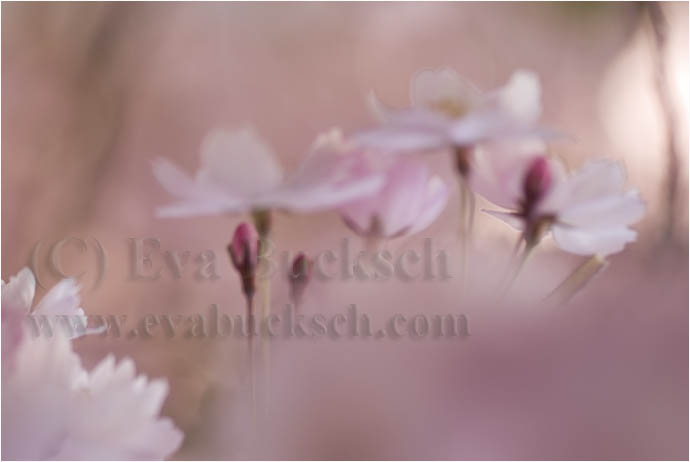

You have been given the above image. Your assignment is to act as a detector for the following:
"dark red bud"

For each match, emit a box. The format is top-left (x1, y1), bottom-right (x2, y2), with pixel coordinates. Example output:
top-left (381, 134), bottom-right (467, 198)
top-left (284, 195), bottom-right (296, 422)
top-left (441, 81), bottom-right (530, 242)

top-left (523, 156), bottom-right (552, 205)
top-left (288, 253), bottom-right (313, 306)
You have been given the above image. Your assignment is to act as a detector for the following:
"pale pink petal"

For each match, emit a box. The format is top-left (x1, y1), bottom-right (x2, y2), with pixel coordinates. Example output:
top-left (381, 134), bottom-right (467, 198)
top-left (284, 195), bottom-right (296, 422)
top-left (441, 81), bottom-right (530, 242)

top-left (261, 149), bottom-right (386, 212)
top-left (559, 190), bottom-right (646, 228)
top-left (407, 176), bottom-right (450, 235)
top-left (265, 174), bottom-right (385, 213)
top-left (552, 225), bottom-right (637, 256)
top-left (469, 140), bottom-right (548, 209)
top-left (410, 68), bottom-right (482, 110)
top-left (156, 199), bottom-right (246, 218)
top-left (376, 160), bottom-right (430, 235)
top-left (563, 159), bottom-right (626, 205)
top-left (196, 127), bottom-right (283, 196)
top-left (33, 278), bottom-right (82, 317)
top-left (1, 267), bottom-right (36, 313)
top-left (355, 127), bottom-right (449, 152)
top-left (492, 69), bottom-right (542, 125)
top-left (152, 158), bottom-right (241, 204)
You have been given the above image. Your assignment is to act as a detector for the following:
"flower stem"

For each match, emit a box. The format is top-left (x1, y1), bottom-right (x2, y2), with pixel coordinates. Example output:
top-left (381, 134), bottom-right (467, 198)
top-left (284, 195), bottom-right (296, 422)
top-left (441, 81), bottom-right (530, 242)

top-left (544, 254), bottom-right (608, 306)
top-left (458, 174), bottom-right (475, 293)
top-left (246, 295), bottom-right (256, 431)
top-left (500, 238), bottom-right (535, 299)
top-left (252, 209), bottom-right (272, 418)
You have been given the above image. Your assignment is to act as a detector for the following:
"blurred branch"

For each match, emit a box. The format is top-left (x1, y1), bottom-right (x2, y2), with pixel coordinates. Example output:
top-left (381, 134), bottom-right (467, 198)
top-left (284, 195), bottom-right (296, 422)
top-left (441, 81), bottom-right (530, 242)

top-left (647, 2), bottom-right (680, 245)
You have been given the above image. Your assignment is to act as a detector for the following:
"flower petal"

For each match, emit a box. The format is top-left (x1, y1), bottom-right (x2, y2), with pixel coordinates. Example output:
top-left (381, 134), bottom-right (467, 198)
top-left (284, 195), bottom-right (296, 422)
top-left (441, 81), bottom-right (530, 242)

top-left (196, 127), bottom-right (284, 196)
top-left (552, 225), bottom-right (637, 256)
top-left (410, 67), bottom-right (482, 112)
top-left (1, 267), bottom-right (36, 313)
top-left (407, 175), bottom-right (450, 235)
top-left (559, 190), bottom-right (646, 228)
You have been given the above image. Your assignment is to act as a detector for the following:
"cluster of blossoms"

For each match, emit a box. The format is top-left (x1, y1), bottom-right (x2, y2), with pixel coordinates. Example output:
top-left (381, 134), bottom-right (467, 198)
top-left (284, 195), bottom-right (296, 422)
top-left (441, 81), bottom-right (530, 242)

top-left (151, 67), bottom-right (645, 428)
top-left (1, 268), bottom-right (183, 460)
top-left (154, 67), bottom-right (645, 271)
top-left (2, 67), bottom-right (645, 460)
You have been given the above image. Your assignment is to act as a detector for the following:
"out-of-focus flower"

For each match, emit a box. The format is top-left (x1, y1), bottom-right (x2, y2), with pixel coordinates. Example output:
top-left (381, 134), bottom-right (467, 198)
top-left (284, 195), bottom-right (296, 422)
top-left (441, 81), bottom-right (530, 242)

top-left (357, 68), bottom-right (542, 175)
top-left (473, 149), bottom-right (646, 256)
top-left (1, 269), bottom-right (183, 460)
top-left (339, 159), bottom-right (449, 239)
top-left (1, 267), bottom-right (90, 339)
top-left (228, 222), bottom-right (259, 301)
top-left (288, 253), bottom-right (313, 306)
top-left (153, 127), bottom-right (385, 218)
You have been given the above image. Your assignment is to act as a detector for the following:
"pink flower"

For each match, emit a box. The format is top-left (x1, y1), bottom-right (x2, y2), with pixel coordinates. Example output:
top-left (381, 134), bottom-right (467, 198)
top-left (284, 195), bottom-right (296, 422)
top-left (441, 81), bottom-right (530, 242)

top-left (1, 268), bottom-right (183, 460)
top-left (357, 68), bottom-right (542, 154)
top-left (153, 127), bottom-right (385, 218)
top-left (1, 267), bottom-right (91, 339)
top-left (472, 147), bottom-right (646, 256)
top-left (339, 159), bottom-right (449, 239)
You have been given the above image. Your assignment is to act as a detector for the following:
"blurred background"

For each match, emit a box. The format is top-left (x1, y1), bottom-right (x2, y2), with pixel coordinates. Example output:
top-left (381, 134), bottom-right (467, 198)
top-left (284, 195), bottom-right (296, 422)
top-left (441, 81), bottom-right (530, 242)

top-left (2, 2), bottom-right (688, 459)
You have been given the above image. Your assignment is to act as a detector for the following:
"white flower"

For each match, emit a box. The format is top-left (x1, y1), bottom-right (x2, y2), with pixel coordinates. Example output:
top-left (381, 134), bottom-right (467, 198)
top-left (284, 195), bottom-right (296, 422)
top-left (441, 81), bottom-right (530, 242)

top-left (357, 68), bottom-right (542, 154)
top-left (1, 268), bottom-right (183, 460)
top-left (153, 127), bottom-right (385, 218)
top-left (1, 267), bottom-right (90, 339)
top-left (473, 147), bottom-right (646, 256)
top-left (339, 159), bottom-right (449, 239)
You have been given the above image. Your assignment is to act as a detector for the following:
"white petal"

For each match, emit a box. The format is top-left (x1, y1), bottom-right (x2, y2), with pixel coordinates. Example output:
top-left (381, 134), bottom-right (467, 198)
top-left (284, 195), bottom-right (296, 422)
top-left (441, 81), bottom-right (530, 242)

top-left (153, 157), bottom-right (243, 203)
top-left (197, 127), bottom-right (283, 196)
top-left (355, 126), bottom-right (449, 152)
top-left (495, 69), bottom-right (542, 124)
top-left (156, 198), bottom-right (246, 218)
top-left (410, 68), bottom-right (481, 111)
top-left (261, 150), bottom-right (386, 212)
top-left (2, 267), bottom-right (36, 313)
top-left (559, 190), bottom-right (646, 228)
top-left (563, 159), bottom-right (627, 205)
top-left (552, 225), bottom-right (637, 256)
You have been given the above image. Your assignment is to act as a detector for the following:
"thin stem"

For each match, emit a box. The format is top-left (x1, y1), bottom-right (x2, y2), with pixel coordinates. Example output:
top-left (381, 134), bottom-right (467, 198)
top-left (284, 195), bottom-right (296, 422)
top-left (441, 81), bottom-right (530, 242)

top-left (500, 240), bottom-right (535, 299)
top-left (499, 232), bottom-right (525, 291)
top-left (257, 231), bottom-right (271, 418)
top-left (246, 295), bottom-right (256, 431)
top-left (543, 254), bottom-right (608, 307)
top-left (457, 174), bottom-right (475, 293)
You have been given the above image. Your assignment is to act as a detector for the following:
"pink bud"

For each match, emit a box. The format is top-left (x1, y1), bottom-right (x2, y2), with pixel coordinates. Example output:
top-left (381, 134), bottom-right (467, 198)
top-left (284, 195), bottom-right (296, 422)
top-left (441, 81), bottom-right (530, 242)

top-left (229, 223), bottom-right (258, 271)
top-left (523, 156), bottom-right (552, 205)
top-left (288, 253), bottom-right (313, 306)
top-left (228, 223), bottom-right (259, 300)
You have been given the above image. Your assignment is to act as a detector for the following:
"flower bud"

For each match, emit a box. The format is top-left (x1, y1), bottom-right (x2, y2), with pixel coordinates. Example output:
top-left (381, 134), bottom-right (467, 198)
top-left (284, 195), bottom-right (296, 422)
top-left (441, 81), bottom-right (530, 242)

top-left (523, 156), bottom-right (551, 207)
top-left (288, 253), bottom-right (312, 306)
top-left (228, 222), bottom-right (259, 300)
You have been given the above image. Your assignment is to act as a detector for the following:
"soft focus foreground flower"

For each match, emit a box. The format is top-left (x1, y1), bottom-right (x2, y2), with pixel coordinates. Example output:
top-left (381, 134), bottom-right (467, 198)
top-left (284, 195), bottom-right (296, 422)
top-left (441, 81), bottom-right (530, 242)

top-left (473, 149), bottom-right (646, 256)
top-left (153, 127), bottom-right (385, 218)
top-left (357, 68), bottom-right (542, 158)
top-left (1, 269), bottom-right (183, 460)
top-left (1, 267), bottom-right (89, 339)
top-left (339, 159), bottom-right (449, 239)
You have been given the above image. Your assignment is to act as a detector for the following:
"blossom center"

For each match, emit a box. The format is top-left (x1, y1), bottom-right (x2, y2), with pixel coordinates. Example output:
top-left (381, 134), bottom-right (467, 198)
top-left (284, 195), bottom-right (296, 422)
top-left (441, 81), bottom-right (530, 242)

top-left (429, 98), bottom-right (469, 119)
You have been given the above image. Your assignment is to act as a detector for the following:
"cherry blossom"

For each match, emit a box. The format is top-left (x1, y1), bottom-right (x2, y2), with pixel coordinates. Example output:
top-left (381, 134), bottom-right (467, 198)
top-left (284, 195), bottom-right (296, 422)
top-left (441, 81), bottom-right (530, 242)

top-left (153, 127), bottom-right (385, 218)
top-left (339, 159), bottom-right (449, 239)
